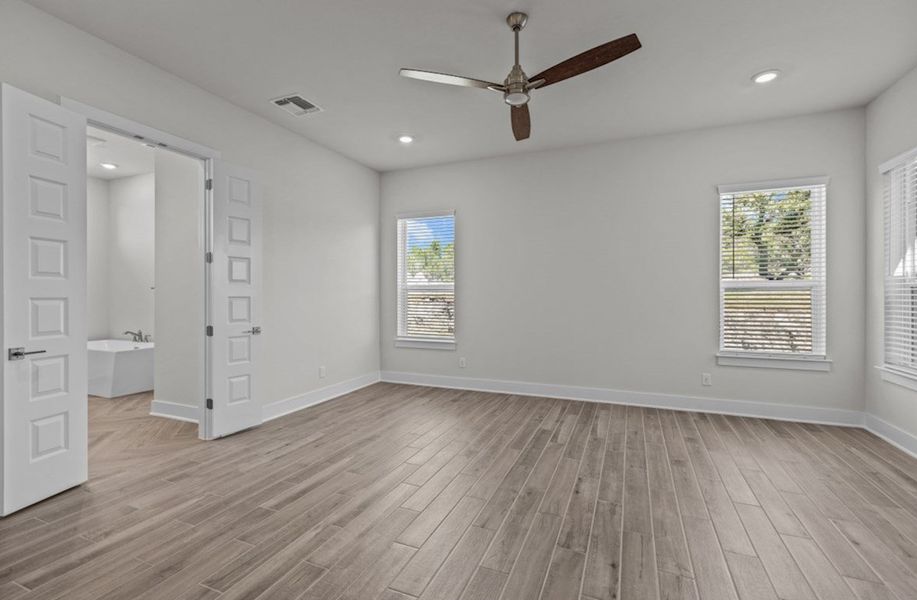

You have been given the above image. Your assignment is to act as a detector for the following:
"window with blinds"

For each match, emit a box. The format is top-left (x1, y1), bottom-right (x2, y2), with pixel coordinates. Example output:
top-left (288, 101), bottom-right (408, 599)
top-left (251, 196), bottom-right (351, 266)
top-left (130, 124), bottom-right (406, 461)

top-left (397, 212), bottom-right (455, 345)
top-left (719, 180), bottom-right (827, 357)
top-left (883, 153), bottom-right (917, 375)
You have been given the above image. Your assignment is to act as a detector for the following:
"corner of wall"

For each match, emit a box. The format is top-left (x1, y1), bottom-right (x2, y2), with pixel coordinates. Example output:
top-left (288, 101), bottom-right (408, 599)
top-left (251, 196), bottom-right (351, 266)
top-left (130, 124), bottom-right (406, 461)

top-left (862, 62), bottom-right (917, 446)
top-left (376, 171), bottom-right (384, 373)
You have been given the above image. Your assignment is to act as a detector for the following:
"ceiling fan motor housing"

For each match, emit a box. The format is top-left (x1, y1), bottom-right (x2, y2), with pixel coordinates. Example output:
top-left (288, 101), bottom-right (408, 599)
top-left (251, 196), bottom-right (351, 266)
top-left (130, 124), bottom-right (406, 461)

top-left (504, 64), bottom-right (530, 106)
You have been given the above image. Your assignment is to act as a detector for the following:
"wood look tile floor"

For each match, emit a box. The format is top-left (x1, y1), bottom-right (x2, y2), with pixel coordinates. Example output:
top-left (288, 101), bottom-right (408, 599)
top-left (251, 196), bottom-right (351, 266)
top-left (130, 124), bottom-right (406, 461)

top-left (2, 384), bottom-right (917, 600)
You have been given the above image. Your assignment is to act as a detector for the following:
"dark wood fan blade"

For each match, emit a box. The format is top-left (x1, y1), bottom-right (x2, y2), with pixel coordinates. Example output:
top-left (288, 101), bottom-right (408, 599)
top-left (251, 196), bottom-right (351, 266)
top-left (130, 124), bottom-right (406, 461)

top-left (511, 104), bottom-right (531, 141)
top-left (400, 68), bottom-right (502, 90)
top-left (532, 33), bottom-right (641, 87)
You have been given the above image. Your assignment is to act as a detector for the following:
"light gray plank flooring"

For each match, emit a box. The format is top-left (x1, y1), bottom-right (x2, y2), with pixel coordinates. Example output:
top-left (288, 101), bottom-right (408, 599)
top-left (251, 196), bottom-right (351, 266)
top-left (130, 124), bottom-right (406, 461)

top-left (1, 383), bottom-right (916, 600)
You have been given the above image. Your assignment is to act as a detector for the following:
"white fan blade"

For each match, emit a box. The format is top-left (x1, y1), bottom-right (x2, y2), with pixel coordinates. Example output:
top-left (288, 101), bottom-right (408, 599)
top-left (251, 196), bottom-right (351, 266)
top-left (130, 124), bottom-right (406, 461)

top-left (400, 68), bottom-right (503, 90)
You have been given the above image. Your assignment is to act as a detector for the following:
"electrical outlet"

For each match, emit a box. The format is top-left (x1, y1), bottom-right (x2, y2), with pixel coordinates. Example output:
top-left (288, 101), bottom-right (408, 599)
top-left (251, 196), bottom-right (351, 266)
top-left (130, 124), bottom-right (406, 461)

top-left (459, 357), bottom-right (467, 368)
top-left (319, 366), bottom-right (326, 379)
top-left (702, 373), bottom-right (712, 386)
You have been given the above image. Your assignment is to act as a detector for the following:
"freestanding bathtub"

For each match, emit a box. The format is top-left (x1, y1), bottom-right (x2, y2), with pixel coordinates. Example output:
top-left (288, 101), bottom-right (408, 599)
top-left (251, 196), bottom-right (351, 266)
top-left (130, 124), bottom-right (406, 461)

top-left (88, 339), bottom-right (154, 398)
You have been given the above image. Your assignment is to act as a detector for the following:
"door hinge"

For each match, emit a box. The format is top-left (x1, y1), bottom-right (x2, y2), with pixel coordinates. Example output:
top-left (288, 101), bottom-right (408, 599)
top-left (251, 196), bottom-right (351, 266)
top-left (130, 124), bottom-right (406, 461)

top-left (206, 325), bottom-right (213, 337)
top-left (206, 398), bottom-right (213, 410)
top-left (205, 251), bottom-right (213, 263)
top-left (205, 178), bottom-right (213, 191)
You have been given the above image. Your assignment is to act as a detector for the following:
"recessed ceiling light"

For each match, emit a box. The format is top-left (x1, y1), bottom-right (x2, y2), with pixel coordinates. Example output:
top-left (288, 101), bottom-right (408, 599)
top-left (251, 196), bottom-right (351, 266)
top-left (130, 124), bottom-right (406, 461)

top-left (752, 70), bottom-right (781, 84)
top-left (100, 162), bottom-right (119, 170)
top-left (398, 135), bottom-right (414, 144)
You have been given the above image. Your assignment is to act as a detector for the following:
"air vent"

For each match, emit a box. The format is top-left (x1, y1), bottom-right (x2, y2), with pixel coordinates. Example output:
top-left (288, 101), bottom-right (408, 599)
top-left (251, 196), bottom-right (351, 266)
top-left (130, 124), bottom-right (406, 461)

top-left (271, 94), bottom-right (322, 117)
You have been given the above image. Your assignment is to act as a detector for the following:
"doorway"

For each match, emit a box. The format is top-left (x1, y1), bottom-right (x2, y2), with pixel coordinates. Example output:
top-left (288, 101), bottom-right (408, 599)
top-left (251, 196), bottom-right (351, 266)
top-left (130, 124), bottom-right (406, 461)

top-left (85, 126), bottom-right (206, 439)
top-left (69, 98), bottom-right (265, 441)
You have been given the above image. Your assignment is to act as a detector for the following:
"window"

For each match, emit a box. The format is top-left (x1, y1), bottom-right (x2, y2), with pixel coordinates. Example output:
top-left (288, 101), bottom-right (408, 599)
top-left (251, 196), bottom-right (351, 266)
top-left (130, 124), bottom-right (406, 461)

top-left (718, 179), bottom-right (827, 362)
top-left (396, 212), bottom-right (455, 348)
top-left (883, 152), bottom-right (917, 378)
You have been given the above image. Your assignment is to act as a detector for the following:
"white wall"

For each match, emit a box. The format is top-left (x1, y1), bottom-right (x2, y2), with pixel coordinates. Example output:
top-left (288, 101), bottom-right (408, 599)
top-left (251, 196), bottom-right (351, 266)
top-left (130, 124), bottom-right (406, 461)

top-left (866, 64), bottom-right (917, 442)
top-left (88, 173), bottom-right (158, 344)
top-left (0, 0), bottom-right (380, 412)
top-left (381, 109), bottom-right (866, 416)
top-left (86, 177), bottom-right (110, 340)
top-left (154, 150), bottom-right (205, 410)
top-left (108, 173), bottom-right (155, 338)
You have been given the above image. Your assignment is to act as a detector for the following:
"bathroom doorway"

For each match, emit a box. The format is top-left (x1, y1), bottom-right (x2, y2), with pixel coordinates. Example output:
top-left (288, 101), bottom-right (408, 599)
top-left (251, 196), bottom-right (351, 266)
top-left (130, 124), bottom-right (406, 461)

top-left (85, 126), bottom-right (207, 435)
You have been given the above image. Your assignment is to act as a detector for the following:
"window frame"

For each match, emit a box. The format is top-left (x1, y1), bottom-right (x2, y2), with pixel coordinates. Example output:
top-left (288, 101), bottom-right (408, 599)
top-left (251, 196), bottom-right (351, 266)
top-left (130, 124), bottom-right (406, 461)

top-left (879, 147), bottom-right (917, 386)
top-left (716, 177), bottom-right (830, 370)
top-left (395, 210), bottom-right (456, 350)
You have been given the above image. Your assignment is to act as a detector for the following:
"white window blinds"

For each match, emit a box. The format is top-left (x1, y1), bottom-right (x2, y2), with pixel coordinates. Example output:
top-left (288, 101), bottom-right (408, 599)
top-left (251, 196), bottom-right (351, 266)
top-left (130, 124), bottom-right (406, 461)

top-left (719, 180), bottom-right (827, 356)
top-left (883, 153), bottom-right (917, 374)
top-left (397, 212), bottom-right (455, 342)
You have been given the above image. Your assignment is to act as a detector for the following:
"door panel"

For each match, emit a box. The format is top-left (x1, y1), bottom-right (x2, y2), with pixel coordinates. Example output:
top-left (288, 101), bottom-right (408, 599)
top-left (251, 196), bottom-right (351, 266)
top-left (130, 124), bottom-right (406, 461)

top-left (1, 83), bottom-right (87, 516)
top-left (209, 161), bottom-right (261, 438)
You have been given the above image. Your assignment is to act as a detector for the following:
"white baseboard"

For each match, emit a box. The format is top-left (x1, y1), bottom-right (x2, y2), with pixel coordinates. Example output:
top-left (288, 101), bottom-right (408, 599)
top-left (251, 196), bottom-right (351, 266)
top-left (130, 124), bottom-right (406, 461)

top-left (150, 399), bottom-right (199, 423)
top-left (863, 413), bottom-right (917, 459)
top-left (380, 371), bottom-right (864, 427)
top-left (149, 373), bottom-right (381, 426)
top-left (262, 371), bottom-right (381, 422)
top-left (150, 369), bottom-right (917, 460)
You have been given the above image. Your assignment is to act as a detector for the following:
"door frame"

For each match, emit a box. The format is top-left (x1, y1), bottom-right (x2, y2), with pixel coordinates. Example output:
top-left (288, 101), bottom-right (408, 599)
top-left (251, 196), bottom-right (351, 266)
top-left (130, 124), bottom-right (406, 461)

top-left (60, 98), bottom-right (220, 439)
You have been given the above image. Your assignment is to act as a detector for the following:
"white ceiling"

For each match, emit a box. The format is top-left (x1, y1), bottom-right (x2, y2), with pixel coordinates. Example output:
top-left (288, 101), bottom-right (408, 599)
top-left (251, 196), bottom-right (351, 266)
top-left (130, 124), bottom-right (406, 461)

top-left (31, 0), bottom-right (917, 171)
top-left (86, 126), bottom-right (154, 180)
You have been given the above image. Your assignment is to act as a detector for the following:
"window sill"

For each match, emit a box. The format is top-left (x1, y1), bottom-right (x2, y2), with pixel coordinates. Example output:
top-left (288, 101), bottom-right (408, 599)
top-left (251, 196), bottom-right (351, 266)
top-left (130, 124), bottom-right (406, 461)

top-left (876, 365), bottom-right (917, 392)
top-left (716, 353), bottom-right (832, 372)
top-left (394, 337), bottom-right (456, 350)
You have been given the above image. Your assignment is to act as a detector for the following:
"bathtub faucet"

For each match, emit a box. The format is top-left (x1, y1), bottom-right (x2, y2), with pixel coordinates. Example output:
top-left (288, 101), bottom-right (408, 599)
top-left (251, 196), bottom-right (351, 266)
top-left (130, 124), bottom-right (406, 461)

top-left (124, 330), bottom-right (148, 343)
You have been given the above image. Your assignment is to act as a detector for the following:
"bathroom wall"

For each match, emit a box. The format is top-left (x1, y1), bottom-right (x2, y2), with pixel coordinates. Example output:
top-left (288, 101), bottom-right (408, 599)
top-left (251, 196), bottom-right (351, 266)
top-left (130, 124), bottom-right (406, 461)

top-left (87, 173), bottom-right (156, 340)
top-left (154, 150), bottom-right (205, 411)
top-left (108, 173), bottom-right (155, 339)
top-left (87, 177), bottom-right (110, 340)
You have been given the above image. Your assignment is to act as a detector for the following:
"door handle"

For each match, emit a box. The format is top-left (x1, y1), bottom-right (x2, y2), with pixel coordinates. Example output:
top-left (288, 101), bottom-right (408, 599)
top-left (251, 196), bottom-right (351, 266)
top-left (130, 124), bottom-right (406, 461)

top-left (243, 326), bottom-right (262, 335)
top-left (8, 347), bottom-right (47, 361)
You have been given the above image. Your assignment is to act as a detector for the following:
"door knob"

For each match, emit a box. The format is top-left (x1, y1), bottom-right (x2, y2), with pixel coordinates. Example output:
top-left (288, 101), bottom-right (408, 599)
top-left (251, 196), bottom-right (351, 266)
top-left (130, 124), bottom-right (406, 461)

top-left (243, 326), bottom-right (262, 335)
top-left (8, 347), bottom-right (47, 361)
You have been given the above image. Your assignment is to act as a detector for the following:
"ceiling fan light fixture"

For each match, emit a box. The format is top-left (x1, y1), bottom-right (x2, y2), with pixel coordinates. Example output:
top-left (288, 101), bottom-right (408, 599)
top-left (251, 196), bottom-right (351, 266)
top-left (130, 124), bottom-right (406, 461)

top-left (752, 69), bottom-right (781, 84)
top-left (504, 91), bottom-right (529, 106)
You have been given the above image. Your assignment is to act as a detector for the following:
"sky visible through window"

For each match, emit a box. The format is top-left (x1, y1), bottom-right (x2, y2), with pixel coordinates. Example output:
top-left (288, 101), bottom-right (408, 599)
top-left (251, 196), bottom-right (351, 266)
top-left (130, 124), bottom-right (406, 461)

top-left (407, 216), bottom-right (454, 249)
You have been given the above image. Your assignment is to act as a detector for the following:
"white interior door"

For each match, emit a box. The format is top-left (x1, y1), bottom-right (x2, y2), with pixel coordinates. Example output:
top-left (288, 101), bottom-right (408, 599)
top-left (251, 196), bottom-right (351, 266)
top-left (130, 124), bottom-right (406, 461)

top-left (208, 161), bottom-right (262, 438)
top-left (1, 83), bottom-right (87, 516)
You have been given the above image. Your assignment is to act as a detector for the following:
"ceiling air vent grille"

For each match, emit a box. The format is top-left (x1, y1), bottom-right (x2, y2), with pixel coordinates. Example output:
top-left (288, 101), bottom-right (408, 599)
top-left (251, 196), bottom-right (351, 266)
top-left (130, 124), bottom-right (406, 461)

top-left (271, 94), bottom-right (322, 117)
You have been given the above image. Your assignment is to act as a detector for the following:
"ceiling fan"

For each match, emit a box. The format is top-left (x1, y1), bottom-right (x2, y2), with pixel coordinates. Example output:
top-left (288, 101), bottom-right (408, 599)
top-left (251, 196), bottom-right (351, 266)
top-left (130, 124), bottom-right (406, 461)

top-left (399, 12), bottom-right (641, 141)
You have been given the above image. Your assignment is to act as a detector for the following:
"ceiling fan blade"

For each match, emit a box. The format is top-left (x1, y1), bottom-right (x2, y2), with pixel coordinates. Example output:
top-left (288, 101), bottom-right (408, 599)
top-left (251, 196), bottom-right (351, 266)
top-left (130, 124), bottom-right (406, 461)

top-left (511, 104), bottom-right (531, 141)
top-left (400, 68), bottom-right (502, 90)
top-left (532, 33), bottom-right (641, 88)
